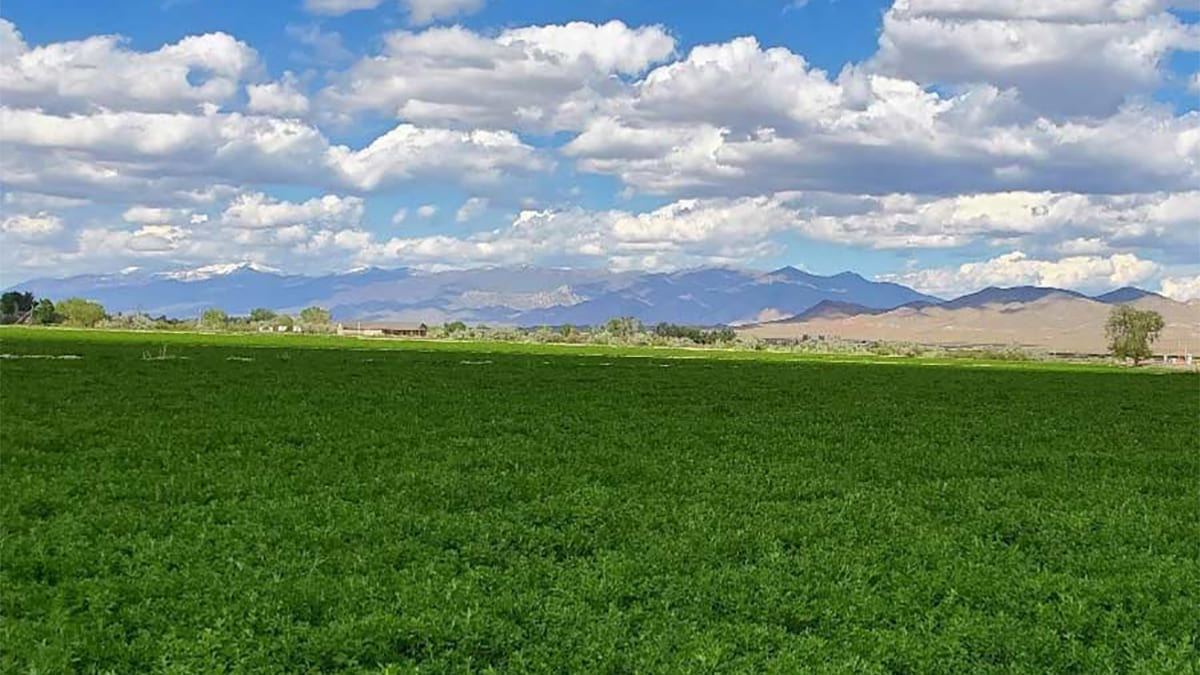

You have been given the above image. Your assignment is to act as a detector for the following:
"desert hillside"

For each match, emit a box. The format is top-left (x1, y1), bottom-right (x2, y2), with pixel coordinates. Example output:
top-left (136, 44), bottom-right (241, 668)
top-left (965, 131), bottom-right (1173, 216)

top-left (742, 294), bottom-right (1200, 355)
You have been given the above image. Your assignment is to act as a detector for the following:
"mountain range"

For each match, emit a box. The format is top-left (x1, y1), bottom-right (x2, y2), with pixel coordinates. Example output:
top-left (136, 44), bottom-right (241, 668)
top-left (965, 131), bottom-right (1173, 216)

top-left (8, 265), bottom-right (1196, 353)
top-left (8, 263), bottom-right (943, 326)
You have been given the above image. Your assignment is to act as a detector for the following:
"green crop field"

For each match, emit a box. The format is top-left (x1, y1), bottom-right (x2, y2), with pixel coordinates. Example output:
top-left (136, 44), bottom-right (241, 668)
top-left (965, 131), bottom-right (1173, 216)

top-left (2, 328), bottom-right (1197, 673)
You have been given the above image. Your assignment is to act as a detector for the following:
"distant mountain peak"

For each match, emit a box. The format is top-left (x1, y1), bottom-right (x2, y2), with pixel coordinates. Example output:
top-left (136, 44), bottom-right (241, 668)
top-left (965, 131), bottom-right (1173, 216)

top-left (831, 271), bottom-right (866, 281)
top-left (789, 299), bottom-right (883, 321)
top-left (1093, 286), bottom-right (1162, 303)
top-left (158, 262), bottom-right (282, 282)
top-left (766, 265), bottom-right (810, 277)
top-left (942, 285), bottom-right (1087, 309)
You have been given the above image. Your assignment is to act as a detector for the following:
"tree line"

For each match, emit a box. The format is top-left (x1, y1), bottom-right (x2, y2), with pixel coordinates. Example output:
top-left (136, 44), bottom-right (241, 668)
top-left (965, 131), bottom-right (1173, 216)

top-left (1, 291), bottom-right (333, 332)
top-left (440, 317), bottom-right (739, 347)
top-left (1, 292), bottom-right (105, 327)
top-left (198, 306), bottom-right (332, 331)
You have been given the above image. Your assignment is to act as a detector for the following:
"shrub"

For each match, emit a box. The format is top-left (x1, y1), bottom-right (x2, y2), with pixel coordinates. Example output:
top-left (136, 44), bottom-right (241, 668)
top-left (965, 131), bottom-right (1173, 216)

top-left (299, 307), bottom-right (332, 325)
top-left (200, 308), bottom-right (228, 330)
top-left (31, 299), bottom-right (58, 325)
top-left (56, 298), bottom-right (107, 327)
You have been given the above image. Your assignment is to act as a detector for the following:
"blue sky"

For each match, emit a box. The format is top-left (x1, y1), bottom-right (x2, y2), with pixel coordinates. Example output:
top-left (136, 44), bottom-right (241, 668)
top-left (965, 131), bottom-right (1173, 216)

top-left (1, 0), bottom-right (1198, 299)
top-left (4, 1), bottom-right (894, 72)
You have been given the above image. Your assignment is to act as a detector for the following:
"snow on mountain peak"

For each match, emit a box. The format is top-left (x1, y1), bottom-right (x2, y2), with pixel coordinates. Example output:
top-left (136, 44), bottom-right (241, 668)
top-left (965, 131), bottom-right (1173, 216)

top-left (158, 262), bottom-right (281, 282)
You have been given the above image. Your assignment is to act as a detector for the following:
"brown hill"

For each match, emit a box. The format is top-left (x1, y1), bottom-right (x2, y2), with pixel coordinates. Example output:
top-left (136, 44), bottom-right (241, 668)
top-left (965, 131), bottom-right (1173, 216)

top-left (742, 293), bottom-right (1200, 355)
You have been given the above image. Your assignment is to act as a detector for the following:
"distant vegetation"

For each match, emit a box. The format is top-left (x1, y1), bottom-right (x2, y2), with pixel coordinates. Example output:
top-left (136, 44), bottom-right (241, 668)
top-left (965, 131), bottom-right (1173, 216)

top-left (299, 306), bottom-right (332, 325)
top-left (652, 322), bottom-right (737, 345)
top-left (1, 290), bottom-right (338, 334)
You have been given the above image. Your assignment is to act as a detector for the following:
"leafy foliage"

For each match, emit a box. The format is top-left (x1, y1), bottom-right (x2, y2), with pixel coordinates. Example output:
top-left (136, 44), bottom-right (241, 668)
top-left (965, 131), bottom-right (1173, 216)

top-left (54, 297), bottom-right (106, 327)
top-left (299, 306), bottom-right (332, 325)
top-left (249, 308), bottom-right (278, 322)
top-left (200, 307), bottom-right (228, 329)
top-left (605, 316), bottom-right (642, 338)
top-left (1, 291), bottom-right (35, 316)
top-left (30, 299), bottom-right (57, 325)
top-left (653, 322), bottom-right (737, 345)
top-left (1105, 305), bottom-right (1164, 364)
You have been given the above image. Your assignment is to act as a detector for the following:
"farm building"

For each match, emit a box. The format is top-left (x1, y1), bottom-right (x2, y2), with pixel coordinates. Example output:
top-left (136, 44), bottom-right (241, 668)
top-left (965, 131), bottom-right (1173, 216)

top-left (337, 321), bottom-right (428, 337)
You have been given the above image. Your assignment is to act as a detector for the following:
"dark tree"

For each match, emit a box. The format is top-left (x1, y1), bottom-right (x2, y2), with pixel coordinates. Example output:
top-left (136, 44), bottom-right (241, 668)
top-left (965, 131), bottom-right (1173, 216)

top-left (31, 299), bottom-right (58, 325)
top-left (1, 291), bottom-right (35, 316)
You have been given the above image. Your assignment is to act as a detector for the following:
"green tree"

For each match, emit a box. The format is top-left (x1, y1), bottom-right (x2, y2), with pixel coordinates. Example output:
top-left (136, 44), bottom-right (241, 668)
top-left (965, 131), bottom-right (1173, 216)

top-left (443, 320), bottom-right (467, 334)
top-left (249, 307), bottom-right (277, 322)
top-left (31, 299), bottom-right (58, 325)
top-left (605, 316), bottom-right (642, 338)
top-left (299, 306), bottom-right (331, 325)
top-left (1, 291), bottom-right (35, 316)
top-left (1105, 305), bottom-right (1164, 365)
top-left (709, 327), bottom-right (736, 344)
top-left (56, 298), bottom-right (107, 327)
top-left (200, 308), bottom-right (228, 330)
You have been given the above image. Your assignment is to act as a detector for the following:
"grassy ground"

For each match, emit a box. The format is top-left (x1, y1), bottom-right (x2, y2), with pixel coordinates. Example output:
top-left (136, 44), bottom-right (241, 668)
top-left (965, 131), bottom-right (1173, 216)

top-left (2, 329), bottom-right (1197, 673)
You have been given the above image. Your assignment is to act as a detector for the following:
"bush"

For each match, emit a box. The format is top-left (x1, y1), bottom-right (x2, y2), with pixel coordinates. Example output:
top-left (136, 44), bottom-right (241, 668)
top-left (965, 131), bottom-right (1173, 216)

top-left (605, 317), bottom-right (642, 338)
top-left (100, 313), bottom-right (155, 330)
top-left (31, 299), bottom-right (58, 325)
top-left (200, 308), bottom-right (228, 330)
top-left (249, 308), bottom-right (277, 322)
top-left (299, 306), bottom-right (332, 325)
top-left (652, 323), bottom-right (736, 345)
top-left (56, 298), bottom-right (107, 327)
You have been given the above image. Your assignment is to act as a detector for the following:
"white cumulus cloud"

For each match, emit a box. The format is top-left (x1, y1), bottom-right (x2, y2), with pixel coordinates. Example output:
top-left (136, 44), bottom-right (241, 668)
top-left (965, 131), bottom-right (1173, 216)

top-left (318, 21), bottom-right (675, 131)
top-left (1, 212), bottom-right (64, 241)
top-left (220, 192), bottom-right (364, 229)
top-left (878, 251), bottom-right (1161, 297)
top-left (455, 197), bottom-right (489, 222)
top-left (1160, 274), bottom-right (1200, 301)
top-left (562, 36), bottom-right (1200, 196)
top-left (123, 206), bottom-right (195, 224)
top-left (871, 0), bottom-right (1200, 115)
top-left (0, 107), bottom-right (546, 200)
top-left (0, 25), bottom-right (260, 113)
top-left (246, 72), bottom-right (310, 116)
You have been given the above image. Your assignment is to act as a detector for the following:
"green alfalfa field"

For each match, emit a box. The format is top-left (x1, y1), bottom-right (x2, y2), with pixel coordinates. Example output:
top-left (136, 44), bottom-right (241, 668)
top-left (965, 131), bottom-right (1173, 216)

top-left (1, 328), bottom-right (1197, 673)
